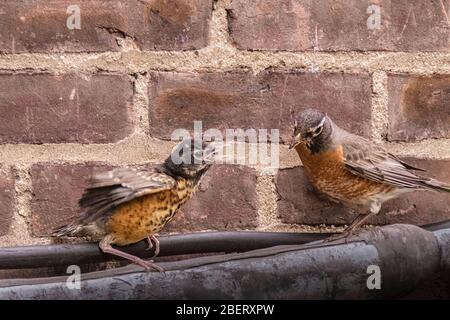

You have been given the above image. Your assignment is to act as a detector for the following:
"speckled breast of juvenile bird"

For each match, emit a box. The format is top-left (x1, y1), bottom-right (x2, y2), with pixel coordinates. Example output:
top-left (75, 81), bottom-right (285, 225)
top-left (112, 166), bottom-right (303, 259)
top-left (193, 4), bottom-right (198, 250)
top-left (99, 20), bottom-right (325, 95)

top-left (79, 171), bottom-right (196, 246)
top-left (53, 139), bottom-right (217, 270)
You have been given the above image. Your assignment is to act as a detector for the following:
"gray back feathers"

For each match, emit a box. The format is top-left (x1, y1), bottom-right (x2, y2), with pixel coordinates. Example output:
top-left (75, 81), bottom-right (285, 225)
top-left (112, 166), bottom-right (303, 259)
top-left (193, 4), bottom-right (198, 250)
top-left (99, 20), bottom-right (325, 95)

top-left (334, 125), bottom-right (450, 192)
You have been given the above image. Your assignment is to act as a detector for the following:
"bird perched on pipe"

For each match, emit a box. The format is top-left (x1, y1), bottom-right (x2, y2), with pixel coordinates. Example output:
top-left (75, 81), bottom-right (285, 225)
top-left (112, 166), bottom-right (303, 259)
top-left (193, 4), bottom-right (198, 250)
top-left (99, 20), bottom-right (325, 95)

top-left (289, 108), bottom-right (450, 240)
top-left (53, 138), bottom-right (218, 271)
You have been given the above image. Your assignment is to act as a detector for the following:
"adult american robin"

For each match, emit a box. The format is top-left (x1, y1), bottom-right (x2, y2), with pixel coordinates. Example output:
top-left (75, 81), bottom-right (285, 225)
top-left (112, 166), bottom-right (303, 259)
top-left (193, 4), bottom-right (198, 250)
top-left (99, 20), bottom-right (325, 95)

top-left (289, 109), bottom-right (450, 239)
top-left (53, 139), bottom-right (217, 271)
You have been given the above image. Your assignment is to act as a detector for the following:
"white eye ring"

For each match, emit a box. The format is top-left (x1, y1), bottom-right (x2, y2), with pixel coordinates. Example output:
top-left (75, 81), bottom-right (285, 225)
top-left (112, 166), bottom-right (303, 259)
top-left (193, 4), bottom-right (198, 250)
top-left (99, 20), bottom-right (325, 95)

top-left (313, 125), bottom-right (323, 136)
top-left (312, 116), bottom-right (326, 137)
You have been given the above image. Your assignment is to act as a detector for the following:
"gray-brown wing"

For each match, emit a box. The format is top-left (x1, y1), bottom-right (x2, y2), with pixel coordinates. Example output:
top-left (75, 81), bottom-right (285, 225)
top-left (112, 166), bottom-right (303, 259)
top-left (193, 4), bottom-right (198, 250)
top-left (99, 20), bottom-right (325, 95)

top-left (78, 167), bottom-right (176, 224)
top-left (341, 135), bottom-right (439, 191)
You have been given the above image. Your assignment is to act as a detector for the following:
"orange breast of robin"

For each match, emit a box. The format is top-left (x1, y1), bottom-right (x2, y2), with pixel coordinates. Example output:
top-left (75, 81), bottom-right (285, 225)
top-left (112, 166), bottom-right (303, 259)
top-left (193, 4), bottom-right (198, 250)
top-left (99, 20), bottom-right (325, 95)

top-left (295, 144), bottom-right (394, 203)
top-left (105, 178), bottom-right (195, 246)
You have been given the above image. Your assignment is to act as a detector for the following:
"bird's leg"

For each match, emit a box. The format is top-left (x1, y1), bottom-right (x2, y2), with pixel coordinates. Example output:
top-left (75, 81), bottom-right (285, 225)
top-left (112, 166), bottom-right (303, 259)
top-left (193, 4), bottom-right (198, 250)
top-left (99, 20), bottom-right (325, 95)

top-left (345, 213), bottom-right (372, 233)
top-left (345, 200), bottom-right (382, 233)
top-left (99, 236), bottom-right (164, 272)
top-left (145, 236), bottom-right (153, 251)
top-left (326, 201), bottom-right (381, 242)
top-left (146, 234), bottom-right (160, 258)
top-left (326, 214), bottom-right (373, 242)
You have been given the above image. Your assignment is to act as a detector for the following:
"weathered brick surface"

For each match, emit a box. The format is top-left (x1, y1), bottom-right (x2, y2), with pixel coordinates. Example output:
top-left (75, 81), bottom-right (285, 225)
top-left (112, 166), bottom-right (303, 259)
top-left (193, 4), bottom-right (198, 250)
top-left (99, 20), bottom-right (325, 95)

top-left (228, 0), bottom-right (450, 52)
top-left (387, 74), bottom-right (450, 142)
top-left (0, 167), bottom-right (15, 236)
top-left (380, 158), bottom-right (450, 225)
top-left (148, 71), bottom-right (372, 143)
top-left (0, 73), bottom-right (133, 144)
top-left (276, 166), bottom-right (351, 225)
top-left (30, 163), bottom-right (111, 236)
top-left (0, 0), bottom-right (212, 53)
top-left (276, 158), bottom-right (450, 226)
top-left (165, 165), bottom-right (258, 232)
top-left (30, 163), bottom-right (257, 236)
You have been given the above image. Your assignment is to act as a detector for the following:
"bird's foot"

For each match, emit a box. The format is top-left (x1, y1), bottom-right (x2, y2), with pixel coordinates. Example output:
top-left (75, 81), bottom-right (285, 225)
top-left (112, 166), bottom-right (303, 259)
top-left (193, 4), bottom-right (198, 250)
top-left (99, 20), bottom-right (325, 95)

top-left (325, 230), bottom-right (354, 243)
top-left (146, 234), bottom-right (160, 258)
top-left (99, 237), bottom-right (164, 272)
top-left (145, 237), bottom-right (153, 251)
top-left (136, 258), bottom-right (164, 273)
top-left (127, 254), bottom-right (164, 272)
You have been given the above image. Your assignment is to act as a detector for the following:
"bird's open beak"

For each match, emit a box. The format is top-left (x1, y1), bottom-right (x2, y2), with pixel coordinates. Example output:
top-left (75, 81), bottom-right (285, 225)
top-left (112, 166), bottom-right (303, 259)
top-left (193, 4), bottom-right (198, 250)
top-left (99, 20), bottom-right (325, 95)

top-left (204, 147), bottom-right (217, 163)
top-left (288, 134), bottom-right (301, 150)
top-left (204, 141), bottom-right (227, 164)
top-left (206, 141), bottom-right (234, 163)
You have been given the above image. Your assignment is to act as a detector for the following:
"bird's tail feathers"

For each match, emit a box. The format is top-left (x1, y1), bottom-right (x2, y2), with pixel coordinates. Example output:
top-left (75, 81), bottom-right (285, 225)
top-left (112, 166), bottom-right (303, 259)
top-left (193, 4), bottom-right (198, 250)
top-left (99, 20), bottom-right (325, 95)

top-left (52, 222), bottom-right (82, 237)
top-left (425, 179), bottom-right (450, 193)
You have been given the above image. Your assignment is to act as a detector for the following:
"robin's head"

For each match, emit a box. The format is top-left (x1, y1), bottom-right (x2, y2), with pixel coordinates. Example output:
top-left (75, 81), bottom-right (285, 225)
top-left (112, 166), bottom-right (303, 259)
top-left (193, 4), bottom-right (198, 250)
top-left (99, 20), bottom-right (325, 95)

top-left (289, 108), bottom-right (333, 153)
top-left (163, 138), bottom-right (217, 180)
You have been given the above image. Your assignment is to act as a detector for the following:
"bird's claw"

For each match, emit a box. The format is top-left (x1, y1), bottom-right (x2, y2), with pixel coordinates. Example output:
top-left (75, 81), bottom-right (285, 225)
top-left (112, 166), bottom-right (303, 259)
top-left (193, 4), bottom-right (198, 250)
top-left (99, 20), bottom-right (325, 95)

top-left (136, 259), bottom-right (164, 272)
top-left (145, 238), bottom-right (153, 251)
top-left (146, 234), bottom-right (160, 258)
top-left (325, 231), bottom-right (353, 243)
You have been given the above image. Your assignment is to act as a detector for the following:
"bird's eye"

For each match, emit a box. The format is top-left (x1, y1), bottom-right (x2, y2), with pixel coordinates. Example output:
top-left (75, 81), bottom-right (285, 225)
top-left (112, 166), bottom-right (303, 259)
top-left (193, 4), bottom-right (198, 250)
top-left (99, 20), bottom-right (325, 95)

top-left (313, 125), bottom-right (323, 136)
top-left (193, 149), bottom-right (203, 161)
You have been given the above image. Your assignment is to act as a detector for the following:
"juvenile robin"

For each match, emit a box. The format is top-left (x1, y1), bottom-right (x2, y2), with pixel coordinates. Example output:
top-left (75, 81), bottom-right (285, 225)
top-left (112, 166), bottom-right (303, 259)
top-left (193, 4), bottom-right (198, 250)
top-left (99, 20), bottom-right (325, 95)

top-left (289, 109), bottom-right (450, 239)
top-left (53, 139), bottom-right (217, 271)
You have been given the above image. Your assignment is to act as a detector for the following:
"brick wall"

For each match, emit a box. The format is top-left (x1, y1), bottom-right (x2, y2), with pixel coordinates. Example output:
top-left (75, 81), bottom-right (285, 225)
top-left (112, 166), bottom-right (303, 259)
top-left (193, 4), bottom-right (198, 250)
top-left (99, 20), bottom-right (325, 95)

top-left (0, 0), bottom-right (450, 247)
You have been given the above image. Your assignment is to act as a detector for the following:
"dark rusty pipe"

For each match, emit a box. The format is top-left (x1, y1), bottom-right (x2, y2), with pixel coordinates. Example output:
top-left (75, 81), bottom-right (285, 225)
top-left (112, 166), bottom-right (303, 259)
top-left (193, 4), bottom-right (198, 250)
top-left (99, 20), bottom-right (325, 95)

top-left (0, 224), bottom-right (448, 299)
top-left (0, 231), bottom-right (328, 270)
top-left (0, 219), bottom-right (448, 270)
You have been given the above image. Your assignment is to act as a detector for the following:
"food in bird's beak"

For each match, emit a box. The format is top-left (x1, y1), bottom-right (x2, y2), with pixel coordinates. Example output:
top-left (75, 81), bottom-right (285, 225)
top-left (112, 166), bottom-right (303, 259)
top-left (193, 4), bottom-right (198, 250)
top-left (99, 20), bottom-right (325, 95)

top-left (289, 134), bottom-right (301, 149)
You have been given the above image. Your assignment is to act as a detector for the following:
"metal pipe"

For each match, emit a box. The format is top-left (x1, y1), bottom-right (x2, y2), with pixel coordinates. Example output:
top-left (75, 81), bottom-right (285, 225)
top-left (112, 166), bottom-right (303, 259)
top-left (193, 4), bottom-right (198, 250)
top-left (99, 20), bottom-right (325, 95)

top-left (0, 224), bottom-right (447, 299)
top-left (0, 218), bottom-right (448, 270)
top-left (0, 231), bottom-right (328, 270)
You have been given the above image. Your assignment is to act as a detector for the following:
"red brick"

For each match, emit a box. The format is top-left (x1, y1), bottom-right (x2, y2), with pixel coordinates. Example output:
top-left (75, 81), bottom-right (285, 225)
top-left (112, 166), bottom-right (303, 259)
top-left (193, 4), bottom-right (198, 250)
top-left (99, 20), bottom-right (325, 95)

top-left (380, 158), bottom-right (450, 225)
top-left (276, 158), bottom-right (450, 226)
top-left (0, 0), bottom-right (212, 53)
top-left (387, 74), bottom-right (450, 142)
top-left (30, 163), bottom-right (111, 236)
top-left (30, 163), bottom-right (257, 236)
top-left (148, 71), bottom-right (372, 143)
top-left (276, 166), bottom-right (351, 225)
top-left (0, 73), bottom-right (133, 144)
top-left (0, 166), bottom-right (15, 236)
top-left (165, 165), bottom-right (258, 232)
top-left (228, 0), bottom-right (450, 52)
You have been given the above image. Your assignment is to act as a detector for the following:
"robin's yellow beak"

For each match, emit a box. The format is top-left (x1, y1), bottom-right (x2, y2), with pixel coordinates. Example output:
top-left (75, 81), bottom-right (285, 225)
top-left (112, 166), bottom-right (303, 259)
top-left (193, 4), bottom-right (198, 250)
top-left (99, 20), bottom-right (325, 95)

top-left (288, 133), bottom-right (302, 149)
